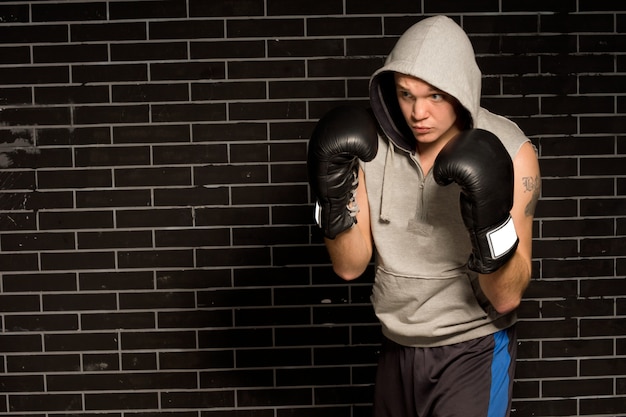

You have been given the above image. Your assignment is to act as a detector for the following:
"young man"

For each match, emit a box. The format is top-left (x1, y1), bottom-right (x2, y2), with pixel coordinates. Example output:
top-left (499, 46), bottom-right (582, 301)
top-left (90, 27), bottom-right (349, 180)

top-left (307, 15), bottom-right (541, 417)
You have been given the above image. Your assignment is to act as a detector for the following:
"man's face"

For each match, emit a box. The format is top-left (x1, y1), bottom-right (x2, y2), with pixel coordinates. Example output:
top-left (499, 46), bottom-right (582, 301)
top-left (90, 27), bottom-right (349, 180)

top-left (394, 73), bottom-right (460, 146)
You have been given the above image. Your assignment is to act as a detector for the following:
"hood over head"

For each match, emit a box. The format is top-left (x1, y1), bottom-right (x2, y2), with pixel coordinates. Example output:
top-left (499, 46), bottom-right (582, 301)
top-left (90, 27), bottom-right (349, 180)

top-left (369, 15), bottom-right (481, 152)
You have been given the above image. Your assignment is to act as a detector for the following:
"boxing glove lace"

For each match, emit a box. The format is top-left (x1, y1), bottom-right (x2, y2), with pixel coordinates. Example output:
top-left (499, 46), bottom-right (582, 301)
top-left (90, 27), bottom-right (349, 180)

top-left (433, 129), bottom-right (519, 274)
top-left (307, 106), bottom-right (379, 239)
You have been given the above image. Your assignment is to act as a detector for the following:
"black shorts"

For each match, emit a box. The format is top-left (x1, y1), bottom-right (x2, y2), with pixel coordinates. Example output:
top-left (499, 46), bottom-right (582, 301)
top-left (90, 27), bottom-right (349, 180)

top-left (373, 326), bottom-right (517, 417)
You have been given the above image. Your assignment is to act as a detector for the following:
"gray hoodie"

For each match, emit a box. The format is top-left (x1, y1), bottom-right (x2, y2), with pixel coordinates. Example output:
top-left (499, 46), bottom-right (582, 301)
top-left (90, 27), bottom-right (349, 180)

top-left (364, 16), bottom-right (529, 347)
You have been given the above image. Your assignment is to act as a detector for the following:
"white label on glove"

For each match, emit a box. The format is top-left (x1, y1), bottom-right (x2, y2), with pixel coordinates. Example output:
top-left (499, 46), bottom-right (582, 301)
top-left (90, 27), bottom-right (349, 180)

top-left (314, 200), bottom-right (322, 228)
top-left (487, 215), bottom-right (517, 258)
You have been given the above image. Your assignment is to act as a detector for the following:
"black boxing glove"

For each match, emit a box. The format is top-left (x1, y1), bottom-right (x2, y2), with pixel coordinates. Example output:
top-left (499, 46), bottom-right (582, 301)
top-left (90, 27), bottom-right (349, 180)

top-left (307, 106), bottom-right (378, 239)
top-left (433, 129), bottom-right (519, 274)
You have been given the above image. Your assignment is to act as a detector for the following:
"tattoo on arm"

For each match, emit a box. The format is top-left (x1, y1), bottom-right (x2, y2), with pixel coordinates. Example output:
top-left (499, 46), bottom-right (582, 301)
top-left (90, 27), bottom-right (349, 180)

top-left (522, 175), bottom-right (541, 217)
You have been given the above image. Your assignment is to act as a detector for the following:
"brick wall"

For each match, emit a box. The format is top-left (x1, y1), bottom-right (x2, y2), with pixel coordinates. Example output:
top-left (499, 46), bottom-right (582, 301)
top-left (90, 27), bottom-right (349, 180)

top-left (0, 1), bottom-right (624, 416)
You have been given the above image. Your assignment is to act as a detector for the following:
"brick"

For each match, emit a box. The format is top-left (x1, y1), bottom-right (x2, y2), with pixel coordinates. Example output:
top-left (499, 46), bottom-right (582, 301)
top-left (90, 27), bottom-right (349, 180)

top-left (581, 34), bottom-right (626, 54)
top-left (116, 208), bottom-right (193, 228)
top-left (122, 352), bottom-right (157, 370)
top-left (84, 392), bottom-right (158, 410)
top-left (117, 249), bottom-right (194, 268)
top-left (424, 0), bottom-right (498, 14)
top-left (71, 22), bottom-right (147, 41)
top-left (35, 85), bottom-right (110, 104)
top-left (581, 198), bottom-right (626, 216)
top-left (153, 186), bottom-right (229, 206)
top-left (197, 247), bottom-right (271, 267)
top-left (40, 251), bottom-right (116, 271)
top-left (581, 318), bottom-right (626, 337)
top-left (113, 124), bottom-right (189, 144)
top-left (161, 390), bottom-right (235, 409)
top-left (228, 19), bottom-right (304, 38)
top-left (76, 189), bottom-right (152, 208)
top-left (316, 386), bottom-right (374, 406)
top-left (270, 80), bottom-right (345, 99)
top-left (516, 319), bottom-right (578, 339)
top-left (72, 64), bottom-right (148, 83)
top-left (0, 253), bottom-right (39, 272)
top-left (542, 339), bottom-right (614, 359)
top-left (193, 122), bottom-right (267, 142)
top-left (75, 145), bottom-right (151, 166)
top-left (195, 207), bottom-right (269, 226)
top-left (0, 46), bottom-right (30, 65)
top-left (34, 44), bottom-right (109, 64)
top-left (198, 328), bottom-right (273, 349)
top-left (541, 298), bottom-right (614, 318)
top-left (347, 0), bottom-right (419, 14)
top-left (44, 332), bottom-right (119, 352)
top-left (194, 164), bottom-right (268, 185)
top-left (7, 354), bottom-right (80, 372)
top-left (308, 17), bottom-right (382, 36)
top-left (156, 269), bottom-right (231, 289)
top-left (233, 225), bottom-right (309, 246)
top-left (234, 306), bottom-right (310, 327)
top-left (77, 230), bottom-right (153, 249)
top-left (38, 210), bottom-right (114, 230)
top-left (511, 398), bottom-right (577, 417)
top-left (230, 101), bottom-right (306, 121)
top-left (0, 334), bottom-right (42, 353)
top-left (155, 228), bottom-right (230, 247)
top-left (202, 369), bottom-right (273, 388)
top-left (1, 231), bottom-right (75, 251)
top-left (161, 350), bottom-right (235, 370)
top-left (275, 326), bottom-right (349, 347)
top-left (229, 60), bottom-right (306, 80)
top-left (153, 143), bottom-right (228, 164)
top-left (191, 41), bottom-right (266, 61)
top-left (79, 270), bottom-right (154, 291)
top-left (0, 4), bottom-right (29, 23)
top-left (0, 106), bottom-right (71, 126)
top-left (2, 272), bottom-right (76, 292)
top-left (269, 39), bottom-right (345, 58)
top-left (43, 293), bottom-right (117, 311)
top-left (8, 394), bottom-right (83, 412)
top-left (580, 396), bottom-right (626, 415)
top-left (114, 167), bottom-right (191, 187)
top-left (542, 178), bottom-right (614, 198)
top-left (238, 348), bottom-right (312, 368)
top-left (32, 2), bottom-right (106, 22)
top-left (119, 291), bottom-right (195, 310)
top-left (542, 258), bottom-right (614, 278)
top-left (152, 103), bottom-right (227, 122)
top-left (0, 25), bottom-right (68, 43)
top-left (5, 313), bottom-right (78, 331)
top-left (111, 42), bottom-right (188, 61)
top-left (112, 83), bottom-right (189, 102)
top-left (150, 61), bottom-right (225, 81)
top-left (192, 81), bottom-right (266, 101)
top-left (314, 345), bottom-right (380, 366)
top-left (109, 0), bottom-right (187, 19)
top-left (308, 57), bottom-right (384, 78)
top-left (37, 127), bottom-right (111, 146)
top-left (74, 104), bottom-right (150, 124)
top-left (83, 353), bottom-right (120, 371)
top-left (121, 330), bottom-right (196, 350)
top-left (189, 0), bottom-right (264, 17)
top-left (0, 294), bottom-right (40, 312)
top-left (197, 287), bottom-right (271, 308)
top-left (159, 310), bottom-right (233, 328)
top-left (581, 357), bottom-right (626, 376)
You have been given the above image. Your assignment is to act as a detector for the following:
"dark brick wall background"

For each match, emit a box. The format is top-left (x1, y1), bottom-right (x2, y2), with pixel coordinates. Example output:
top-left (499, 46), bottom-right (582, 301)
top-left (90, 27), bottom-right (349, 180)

top-left (0, 0), bottom-right (624, 416)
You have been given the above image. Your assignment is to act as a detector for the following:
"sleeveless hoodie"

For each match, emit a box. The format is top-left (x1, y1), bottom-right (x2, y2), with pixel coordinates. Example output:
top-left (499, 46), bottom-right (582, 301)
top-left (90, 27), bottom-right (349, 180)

top-left (364, 15), bottom-right (529, 347)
